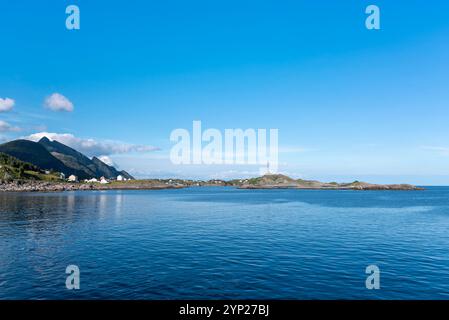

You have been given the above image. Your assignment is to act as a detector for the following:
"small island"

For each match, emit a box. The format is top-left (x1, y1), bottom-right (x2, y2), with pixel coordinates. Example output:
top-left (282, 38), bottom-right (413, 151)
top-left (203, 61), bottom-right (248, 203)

top-left (232, 174), bottom-right (422, 190)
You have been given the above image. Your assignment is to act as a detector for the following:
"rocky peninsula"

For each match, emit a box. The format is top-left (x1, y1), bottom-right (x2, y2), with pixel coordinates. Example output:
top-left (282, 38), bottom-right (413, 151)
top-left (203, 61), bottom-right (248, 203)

top-left (235, 174), bottom-right (423, 190)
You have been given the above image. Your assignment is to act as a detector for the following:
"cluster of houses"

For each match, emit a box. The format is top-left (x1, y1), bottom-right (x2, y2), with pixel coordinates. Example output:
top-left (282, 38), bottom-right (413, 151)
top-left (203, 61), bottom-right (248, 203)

top-left (65, 174), bottom-right (130, 184)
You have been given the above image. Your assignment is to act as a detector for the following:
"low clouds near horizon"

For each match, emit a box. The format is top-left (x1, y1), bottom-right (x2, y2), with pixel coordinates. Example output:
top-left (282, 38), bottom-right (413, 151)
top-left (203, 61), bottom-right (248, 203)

top-left (0, 120), bottom-right (21, 133)
top-left (421, 146), bottom-right (449, 156)
top-left (44, 93), bottom-right (74, 112)
top-left (0, 97), bottom-right (15, 112)
top-left (97, 155), bottom-right (116, 167)
top-left (26, 132), bottom-right (160, 157)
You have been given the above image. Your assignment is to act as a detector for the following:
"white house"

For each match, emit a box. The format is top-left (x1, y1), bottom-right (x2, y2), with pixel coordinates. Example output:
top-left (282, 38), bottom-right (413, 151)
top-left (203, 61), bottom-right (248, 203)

top-left (68, 175), bottom-right (78, 182)
top-left (117, 175), bottom-right (124, 181)
top-left (85, 178), bottom-right (98, 183)
top-left (100, 177), bottom-right (109, 184)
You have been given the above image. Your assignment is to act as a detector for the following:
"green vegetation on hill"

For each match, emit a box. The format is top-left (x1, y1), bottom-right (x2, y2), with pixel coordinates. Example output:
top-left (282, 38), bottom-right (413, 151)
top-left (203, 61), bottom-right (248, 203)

top-left (0, 152), bottom-right (60, 181)
top-left (246, 174), bottom-right (297, 185)
top-left (0, 140), bottom-right (70, 174)
top-left (237, 174), bottom-right (420, 190)
top-left (0, 152), bottom-right (39, 171)
top-left (0, 138), bottom-right (134, 181)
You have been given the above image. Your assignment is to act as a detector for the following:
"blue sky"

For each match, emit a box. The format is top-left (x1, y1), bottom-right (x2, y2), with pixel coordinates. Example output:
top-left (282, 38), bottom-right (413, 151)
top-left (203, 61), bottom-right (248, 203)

top-left (1, 0), bottom-right (449, 184)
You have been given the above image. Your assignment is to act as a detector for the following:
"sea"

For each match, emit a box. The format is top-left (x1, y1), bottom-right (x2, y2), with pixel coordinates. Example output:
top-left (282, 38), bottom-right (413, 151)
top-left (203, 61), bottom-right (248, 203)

top-left (1, 187), bottom-right (449, 299)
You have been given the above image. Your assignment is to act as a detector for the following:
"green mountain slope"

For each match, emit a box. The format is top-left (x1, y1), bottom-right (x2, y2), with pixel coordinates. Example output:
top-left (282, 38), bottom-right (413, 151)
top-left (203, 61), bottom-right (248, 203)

top-left (38, 137), bottom-right (134, 179)
top-left (0, 138), bottom-right (135, 181)
top-left (0, 140), bottom-right (70, 174)
top-left (0, 152), bottom-right (60, 181)
top-left (0, 152), bottom-right (37, 180)
top-left (38, 137), bottom-right (98, 178)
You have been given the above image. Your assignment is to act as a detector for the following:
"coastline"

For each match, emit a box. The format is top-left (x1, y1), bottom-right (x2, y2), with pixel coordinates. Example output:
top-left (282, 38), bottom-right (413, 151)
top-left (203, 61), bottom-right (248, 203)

top-left (0, 178), bottom-right (424, 192)
top-left (0, 180), bottom-right (185, 192)
top-left (238, 185), bottom-right (423, 191)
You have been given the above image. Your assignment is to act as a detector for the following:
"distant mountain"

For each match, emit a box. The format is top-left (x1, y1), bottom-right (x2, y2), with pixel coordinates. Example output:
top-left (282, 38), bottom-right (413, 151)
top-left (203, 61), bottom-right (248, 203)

top-left (37, 137), bottom-right (134, 180)
top-left (91, 156), bottom-right (133, 180)
top-left (0, 138), bottom-right (134, 180)
top-left (0, 140), bottom-right (74, 175)
top-left (38, 137), bottom-right (98, 178)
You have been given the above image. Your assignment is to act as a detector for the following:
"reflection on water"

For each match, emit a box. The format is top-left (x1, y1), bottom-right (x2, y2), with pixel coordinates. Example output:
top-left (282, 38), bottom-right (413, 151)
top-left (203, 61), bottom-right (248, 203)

top-left (0, 191), bottom-right (125, 232)
top-left (1, 187), bottom-right (449, 299)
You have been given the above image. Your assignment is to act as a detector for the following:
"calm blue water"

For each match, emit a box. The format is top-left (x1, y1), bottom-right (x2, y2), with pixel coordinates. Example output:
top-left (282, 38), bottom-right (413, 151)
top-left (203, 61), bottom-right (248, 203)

top-left (1, 187), bottom-right (449, 300)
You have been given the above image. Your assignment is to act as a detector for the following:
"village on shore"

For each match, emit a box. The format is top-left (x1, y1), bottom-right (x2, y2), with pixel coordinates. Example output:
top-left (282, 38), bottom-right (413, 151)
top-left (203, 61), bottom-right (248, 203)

top-left (0, 171), bottom-right (423, 193)
top-left (64, 172), bottom-right (130, 184)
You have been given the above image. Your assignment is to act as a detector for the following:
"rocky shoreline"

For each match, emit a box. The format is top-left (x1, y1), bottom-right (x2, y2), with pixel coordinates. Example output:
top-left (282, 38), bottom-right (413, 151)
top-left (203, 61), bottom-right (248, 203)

top-left (0, 180), bottom-right (184, 192)
top-left (0, 178), bottom-right (423, 192)
top-left (238, 184), bottom-right (423, 191)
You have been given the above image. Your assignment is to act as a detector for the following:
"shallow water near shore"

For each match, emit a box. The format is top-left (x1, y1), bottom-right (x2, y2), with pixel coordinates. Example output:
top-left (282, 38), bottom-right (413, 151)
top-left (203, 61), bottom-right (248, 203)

top-left (1, 186), bottom-right (449, 299)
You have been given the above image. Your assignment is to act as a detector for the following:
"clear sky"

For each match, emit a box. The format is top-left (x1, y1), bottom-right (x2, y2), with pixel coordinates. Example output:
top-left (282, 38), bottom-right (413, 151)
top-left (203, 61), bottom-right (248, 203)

top-left (1, 0), bottom-right (449, 184)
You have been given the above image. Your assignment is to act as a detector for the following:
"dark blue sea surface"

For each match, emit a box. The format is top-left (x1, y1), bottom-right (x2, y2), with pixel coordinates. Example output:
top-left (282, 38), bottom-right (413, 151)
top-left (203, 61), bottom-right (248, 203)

top-left (1, 187), bottom-right (449, 299)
